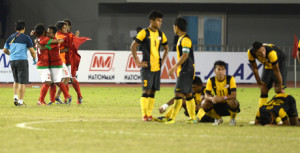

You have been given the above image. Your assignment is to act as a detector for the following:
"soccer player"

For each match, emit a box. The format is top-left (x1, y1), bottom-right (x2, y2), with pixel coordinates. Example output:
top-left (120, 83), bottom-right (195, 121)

top-left (165, 17), bottom-right (196, 124)
top-left (255, 90), bottom-right (299, 126)
top-left (154, 76), bottom-right (214, 123)
top-left (248, 41), bottom-right (287, 107)
top-left (3, 20), bottom-right (36, 106)
top-left (202, 60), bottom-right (240, 125)
top-left (130, 10), bottom-right (169, 121)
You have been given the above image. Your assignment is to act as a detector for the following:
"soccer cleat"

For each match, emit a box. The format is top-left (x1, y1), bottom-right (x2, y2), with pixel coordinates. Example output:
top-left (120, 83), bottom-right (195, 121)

top-left (185, 119), bottom-right (198, 124)
top-left (55, 97), bottom-right (63, 104)
top-left (229, 119), bottom-right (236, 125)
top-left (153, 116), bottom-right (168, 122)
top-left (64, 96), bottom-right (72, 104)
top-left (142, 116), bottom-right (148, 121)
top-left (16, 103), bottom-right (27, 106)
top-left (77, 97), bottom-right (83, 104)
top-left (212, 118), bottom-right (223, 126)
top-left (47, 102), bottom-right (55, 105)
top-left (165, 119), bottom-right (175, 124)
top-left (147, 116), bottom-right (153, 121)
top-left (37, 101), bottom-right (46, 105)
top-left (14, 98), bottom-right (18, 106)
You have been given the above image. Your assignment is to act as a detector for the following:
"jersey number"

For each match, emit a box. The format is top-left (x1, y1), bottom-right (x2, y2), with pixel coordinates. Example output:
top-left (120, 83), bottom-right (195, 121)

top-left (143, 80), bottom-right (147, 87)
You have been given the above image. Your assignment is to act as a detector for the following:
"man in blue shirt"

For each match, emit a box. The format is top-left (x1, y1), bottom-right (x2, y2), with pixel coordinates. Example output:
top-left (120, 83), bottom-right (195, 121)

top-left (3, 20), bottom-right (36, 106)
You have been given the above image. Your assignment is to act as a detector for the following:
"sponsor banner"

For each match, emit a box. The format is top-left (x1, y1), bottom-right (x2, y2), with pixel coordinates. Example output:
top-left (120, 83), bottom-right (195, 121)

top-left (0, 50), bottom-right (262, 83)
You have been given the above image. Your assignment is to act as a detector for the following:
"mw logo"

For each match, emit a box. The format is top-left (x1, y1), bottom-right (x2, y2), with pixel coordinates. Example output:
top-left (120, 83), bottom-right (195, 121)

top-left (125, 53), bottom-right (142, 72)
top-left (89, 53), bottom-right (115, 71)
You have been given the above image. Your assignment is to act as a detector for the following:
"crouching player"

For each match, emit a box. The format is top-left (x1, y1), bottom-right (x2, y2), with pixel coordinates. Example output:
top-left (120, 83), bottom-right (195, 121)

top-left (255, 90), bottom-right (299, 126)
top-left (154, 76), bottom-right (214, 123)
top-left (202, 60), bottom-right (240, 125)
top-left (35, 25), bottom-right (72, 104)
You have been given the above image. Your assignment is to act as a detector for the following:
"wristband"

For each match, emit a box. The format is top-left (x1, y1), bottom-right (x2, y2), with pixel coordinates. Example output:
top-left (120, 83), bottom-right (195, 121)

top-left (223, 96), bottom-right (228, 100)
top-left (162, 104), bottom-right (169, 109)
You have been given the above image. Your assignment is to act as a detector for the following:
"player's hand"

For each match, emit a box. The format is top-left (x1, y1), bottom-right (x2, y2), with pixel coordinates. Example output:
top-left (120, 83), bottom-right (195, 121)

top-left (30, 30), bottom-right (35, 36)
top-left (212, 96), bottom-right (223, 103)
top-left (159, 107), bottom-right (166, 114)
top-left (75, 30), bottom-right (80, 37)
top-left (168, 65), bottom-right (178, 77)
top-left (258, 82), bottom-right (268, 93)
top-left (136, 61), bottom-right (148, 68)
top-left (33, 59), bottom-right (37, 65)
top-left (57, 39), bottom-right (64, 43)
top-left (274, 83), bottom-right (283, 94)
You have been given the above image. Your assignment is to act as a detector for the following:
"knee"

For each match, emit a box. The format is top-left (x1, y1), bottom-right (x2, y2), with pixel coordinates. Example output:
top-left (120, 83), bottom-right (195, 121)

top-left (228, 99), bottom-right (239, 110)
top-left (201, 100), bottom-right (213, 110)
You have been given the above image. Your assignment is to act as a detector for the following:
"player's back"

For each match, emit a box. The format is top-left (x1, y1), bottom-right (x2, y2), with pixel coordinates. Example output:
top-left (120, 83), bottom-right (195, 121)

top-left (36, 36), bottom-right (50, 68)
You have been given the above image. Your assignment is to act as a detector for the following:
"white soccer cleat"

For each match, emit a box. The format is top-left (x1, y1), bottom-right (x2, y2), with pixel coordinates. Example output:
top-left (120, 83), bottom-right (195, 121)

top-left (212, 118), bottom-right (223, 126)
top-left (229, 119), bottom-right (236, 126)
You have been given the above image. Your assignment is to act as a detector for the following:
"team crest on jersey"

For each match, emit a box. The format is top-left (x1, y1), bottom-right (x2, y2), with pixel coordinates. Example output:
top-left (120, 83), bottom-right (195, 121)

top-left (225, 84), bottom-right (229, 88)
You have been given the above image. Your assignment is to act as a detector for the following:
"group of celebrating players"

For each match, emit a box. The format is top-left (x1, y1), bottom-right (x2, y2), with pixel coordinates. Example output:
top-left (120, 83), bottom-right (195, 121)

top-left (131, 10), bottom-right (300, 126)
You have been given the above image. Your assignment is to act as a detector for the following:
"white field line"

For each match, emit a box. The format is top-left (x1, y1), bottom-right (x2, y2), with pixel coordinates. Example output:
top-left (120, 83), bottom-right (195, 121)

top-left (15, 119), bottom-right (300, 141)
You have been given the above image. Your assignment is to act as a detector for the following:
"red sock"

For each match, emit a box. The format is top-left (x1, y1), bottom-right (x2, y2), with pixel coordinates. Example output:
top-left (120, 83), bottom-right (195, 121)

top-left (72, 78), bottom-right (82, 98)
top-left (57, 82), bottom-right (70, 99)
top-left (49, 84), bottom-right (56, 102)
top-left (39, 84), bottom-right (50, 102)
top-left (66, 84), bottom-right (69, 92)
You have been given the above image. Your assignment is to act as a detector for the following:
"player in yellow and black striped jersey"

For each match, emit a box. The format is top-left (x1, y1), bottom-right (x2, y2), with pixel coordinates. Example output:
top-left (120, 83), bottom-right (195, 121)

top-left (248, 41), bottom-right (287, 107)
top-left (165, 17), bottom-right (196, 124)
top-left (255, 92), bottom-right (299, 126)
top-left (202, 60), bottom-right (240, 125)
top-left (130, 10), bottom-right (169, 121)
top-left (153, 76), bottom-right (214, 123)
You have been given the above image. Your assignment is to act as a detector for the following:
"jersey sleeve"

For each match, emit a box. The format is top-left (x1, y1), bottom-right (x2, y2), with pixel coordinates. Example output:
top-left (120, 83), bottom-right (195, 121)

top-left (25, 35), bottom-right (34, 48)
top-left (247, 49), bottom-right (255, 63)
top-left (134, 29), bottom-right (146, 44)
top-left (161, 32), bottom-right (168, 46)
top-left (268, 51), bottom-right (278, 65)
top-left (4, 38), bottom-right (10, 49)
top-left (181, 37), bottom-right (192, 54)
top-left (205, 78), bottom-right (213, 95)
top-left (39, 37), bottom-right (51, 45)
top-left (230, 76), bottom-right (237, 92)
top-left (298, 40), bottom-right (300, 51)
top-left (278, 108), bottom-right (288, 122)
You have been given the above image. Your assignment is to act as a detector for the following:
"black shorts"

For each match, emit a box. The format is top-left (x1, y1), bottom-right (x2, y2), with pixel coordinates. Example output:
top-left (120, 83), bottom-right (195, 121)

top-left (140, 68), bottom-right (160, 91)
top-left (10, 60), bottom-right (29, 84)
top-left (286, 97), bottom-right (298, 118)
top-left (214, 103), bottom-right (241, 116)
top-left (261, 58), bottom-right (287, 89)
top-left (175, 70), bottom-right (194, 94)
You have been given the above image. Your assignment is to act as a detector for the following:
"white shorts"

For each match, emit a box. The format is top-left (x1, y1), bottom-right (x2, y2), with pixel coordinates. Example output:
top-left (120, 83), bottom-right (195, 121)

top-left (62, 63), bottom-right (71, 78)
top-left (50, 67), bottom-right (63, 83)
top-left (38, 68), bottom-right (51, 83)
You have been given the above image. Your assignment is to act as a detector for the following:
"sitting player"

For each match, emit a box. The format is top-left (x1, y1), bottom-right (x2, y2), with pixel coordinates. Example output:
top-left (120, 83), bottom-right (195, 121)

top-left (255, 89), bottom-right (299, 126)
top-left (202, 60), bottom-right (240, 125)
top-left (154, 76), bottom-right (214, 123)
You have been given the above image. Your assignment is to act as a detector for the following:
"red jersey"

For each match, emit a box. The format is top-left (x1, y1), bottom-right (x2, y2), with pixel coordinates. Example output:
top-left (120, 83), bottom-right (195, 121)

top-left (36, 36), bottom-right (50, 69)
top-left (55, 31), bottom-right (70, 65)
top-left (48, 38), bottom-right (63, 67)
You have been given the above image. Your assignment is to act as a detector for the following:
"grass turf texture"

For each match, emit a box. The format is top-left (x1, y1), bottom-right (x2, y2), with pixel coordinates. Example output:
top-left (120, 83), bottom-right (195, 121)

top-left (0, 86), bottom-right (300, 153)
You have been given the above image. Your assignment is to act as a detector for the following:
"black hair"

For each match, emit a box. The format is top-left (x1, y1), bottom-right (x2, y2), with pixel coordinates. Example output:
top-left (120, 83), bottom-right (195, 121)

top-left (253, 41), bottom-right (263, 51)
top-left (48, 25), bottom-right (57, 34)
top-left (64, 19), bottom-right (72, 26)
top-left (192, 76), bottom-right (203, 86)
top-left (214, 60), bottom-right (227, 69)
top-left (136, 27), bottom-right (142, 33)
top-left (55, 21), bottom-right (66, 30)
top-left (34, 23), bottom-right (45, 37)
top-left (15, 20), bottom-right (25, 31)
top-left (174, 17), bottom-right (187, 32)
top-left (148, 10), bottom-right (163, 20)
top-left (259, 109), bottom-right (272, 125)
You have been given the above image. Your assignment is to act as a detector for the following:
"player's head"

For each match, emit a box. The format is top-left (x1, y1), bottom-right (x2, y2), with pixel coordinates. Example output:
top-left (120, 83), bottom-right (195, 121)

top-left (148, 10), bottom-right (163, 29)
top-left (136, 27), bottom-right (142, 33)
top-left (47, 26), bottom-right (57, 39)
top-left (173, 17), bottom-right (187, 35)
top-left (192, 76), bottom-right (203, 93)
top-left (64, 19), bottom-right (72, 32)
top-left (33, 23), bottom-right (46, 37)
top-left (253, 41), bottom-right (266, 58)
top-left (55, 21), bottom-right (67, 33)
top-left (15, 20), bottom-right (26, 31)
top-left (259, 109), bottom-right (275, 125)
top-left (214, 60), bottom-right (226, 80)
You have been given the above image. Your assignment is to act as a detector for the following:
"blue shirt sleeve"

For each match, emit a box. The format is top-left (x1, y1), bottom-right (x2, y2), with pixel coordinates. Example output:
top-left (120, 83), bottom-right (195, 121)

top-left (4, 38), bottom-right (10, 49)
top-left (25, 35), bottom-right (34, 48)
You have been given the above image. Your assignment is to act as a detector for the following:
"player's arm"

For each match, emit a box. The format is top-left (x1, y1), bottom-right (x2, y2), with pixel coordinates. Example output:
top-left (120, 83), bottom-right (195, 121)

top-left (168, 52), bottom-right (189, 76)
top-left (60, 48), bottom-right (69, 53)
top-left (161, 33), bottom-right (169, 65)
top-left (248, 50), bottom-right (262, 86)
top-left (3, 48), bottom-right (10, 55)
top-left (278, 108), bottom-right (290, 126)
top-left (204, 79), bottom-right (214, 102)
top-left (272, 63), bottom-right (283, 92)
top-left (130, 29), bottom-right (147, 68)
top-left (49, 39), bottom-right (64, 44)
top-left (159, 98), bottom-right (175, 113)
top-left (254, 111), bottom-right (262, 125)
top-left (28, 47), bottom-right (37, 61)
top-left (75, 30), bottom-right (80, 37)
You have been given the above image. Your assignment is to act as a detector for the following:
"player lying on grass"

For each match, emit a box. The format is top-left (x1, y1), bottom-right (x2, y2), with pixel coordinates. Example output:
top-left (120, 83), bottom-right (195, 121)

top-left (154, 76), bottom-right (214, 123)
top-left (202, 60), bottom-right (240, 125)
top-left (255, 88), bottom-right (299, 126)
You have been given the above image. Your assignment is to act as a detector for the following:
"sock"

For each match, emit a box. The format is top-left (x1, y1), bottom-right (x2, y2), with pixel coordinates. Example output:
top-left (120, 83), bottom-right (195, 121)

top-left (39, 84), bottom-right (50, 102)
top-left (259, 94), bottom-right (268, 107)
top-left (66, 84), bottom-right (69, 92)
top-left (57, 82), bottom-right (70, 99)
top-left (140, 94), bottom-right (149, 117)
top-left (164, 106), bottom-right (173, 119)
top-left (50, 84), bottom-right (56, 102)
top-left (18, 99), bottom-right (23, 104)
top-left (228, 110), bottom-right (237, 119)
top-left (197, 108), bottom-right (206, 120)
top-left (147, 94), bottom-right (155, 117)
top-left (170, 97), bottom-right (183, 120)
top-left (186, 97), bottom-right (196, 120)
top-left (205, 108), bottom-right (221, 119)
top-left (14, 95), bottom-right (18, 100)
top-left (72, 78), bottom-right (82, 98)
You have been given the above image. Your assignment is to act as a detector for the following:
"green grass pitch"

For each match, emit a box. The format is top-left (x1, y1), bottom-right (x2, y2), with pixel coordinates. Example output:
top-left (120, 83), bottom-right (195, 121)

top-left (1, 85), bottom-right (300, 153)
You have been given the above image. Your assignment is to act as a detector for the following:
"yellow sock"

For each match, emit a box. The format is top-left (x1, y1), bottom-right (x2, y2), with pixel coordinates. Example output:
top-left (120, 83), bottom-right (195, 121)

top-left (164, 106), bottom-right (173, 119)
top-left (170, 98), bottom-right (182, 120)
top-left (140, 97), bottom-right (148, 117)
top-left (186, 98), bottom-right (196, 120)
top-left (197, 108), bottom-right (206, 120)
top-left (258, 97), bottom-right (268, 107)
top-left (206, 109), bottom-right (221, 119)
top-left (228, 110), bottom-right (237, 119)
top-left (147, 97), bottom-right (155, 117)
